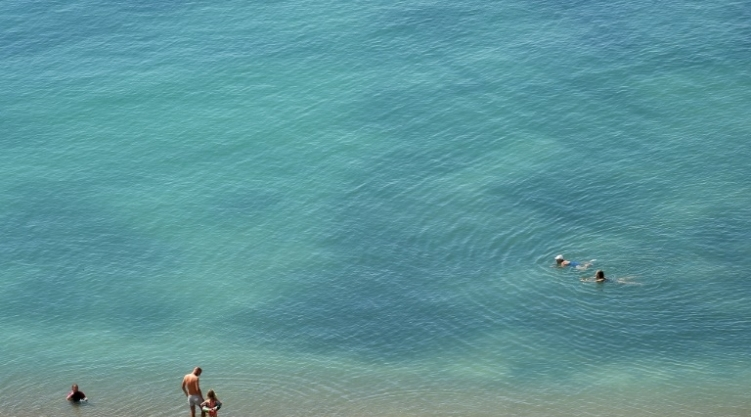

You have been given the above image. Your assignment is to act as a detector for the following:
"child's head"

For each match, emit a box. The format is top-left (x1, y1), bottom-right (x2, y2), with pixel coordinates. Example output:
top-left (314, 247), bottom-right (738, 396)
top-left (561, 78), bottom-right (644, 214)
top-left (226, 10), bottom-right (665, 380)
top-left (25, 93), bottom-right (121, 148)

top-left (207, 389), bottom-right (217, 399)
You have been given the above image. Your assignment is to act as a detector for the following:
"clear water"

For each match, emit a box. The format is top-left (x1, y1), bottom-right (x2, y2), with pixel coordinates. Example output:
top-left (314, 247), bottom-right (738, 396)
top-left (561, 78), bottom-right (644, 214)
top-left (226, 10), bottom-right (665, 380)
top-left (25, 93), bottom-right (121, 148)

top-left (2, 1), bottom-right (751, 416)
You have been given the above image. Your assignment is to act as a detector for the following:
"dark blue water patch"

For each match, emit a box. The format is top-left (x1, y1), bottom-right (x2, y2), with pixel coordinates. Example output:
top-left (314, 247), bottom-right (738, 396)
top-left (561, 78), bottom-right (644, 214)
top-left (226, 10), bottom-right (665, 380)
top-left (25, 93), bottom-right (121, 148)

top-left (484, 166), bottom-right (662, 232)
top-left (348, 81), bottom-right (508, 149)
top-left (691, 206), bottom-right (751, 265)
top-left (368, 2), bottom-right (482, 48)
top-left (505, 78), bottom-right (663, 152)
top-left (222, 242), bottom-right (751, 378)
top-left (218, 153), bottom-right (558, 362)
top-left (225, 265), bottom-right (508, 361)
top-left (112, 0), bottom-right (196, 15)
top-left (219, 141), bottom-right (528, 359)
top-left (494, 282), bottom-right (751, 385)
top-left (0, 180), bottom-right (182, 333)
top-left (516, 0), bottom-right (751, 75)
top-left (252, 1), bottom-right (485, 64)
top-left (0, 1), bottom-right (128, 60)
top-left (171, 2), bottom-right (379, 66)
top-left (296, 1), bottom-right (511, 77)
top-left (723, 1), bottom-right (751, 58)
top-left (0, 0), bottom-right (213, 85)
top-left (0, 121), bottom-right (59, 151)
top-left (207, 186), bottom-right (285, 219)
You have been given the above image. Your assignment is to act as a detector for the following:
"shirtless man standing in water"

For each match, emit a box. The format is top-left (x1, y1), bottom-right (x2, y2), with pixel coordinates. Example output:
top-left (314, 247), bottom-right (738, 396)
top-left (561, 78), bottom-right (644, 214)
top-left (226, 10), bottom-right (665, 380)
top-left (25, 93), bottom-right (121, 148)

top-left (181, 367), bottom-right (203, 417)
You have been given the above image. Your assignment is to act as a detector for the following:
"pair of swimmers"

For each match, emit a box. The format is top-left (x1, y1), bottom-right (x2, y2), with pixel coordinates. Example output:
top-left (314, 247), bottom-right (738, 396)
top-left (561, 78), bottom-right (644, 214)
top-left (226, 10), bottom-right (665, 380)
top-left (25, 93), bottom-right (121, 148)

top-left (555, 255), bottom-right (607, 282)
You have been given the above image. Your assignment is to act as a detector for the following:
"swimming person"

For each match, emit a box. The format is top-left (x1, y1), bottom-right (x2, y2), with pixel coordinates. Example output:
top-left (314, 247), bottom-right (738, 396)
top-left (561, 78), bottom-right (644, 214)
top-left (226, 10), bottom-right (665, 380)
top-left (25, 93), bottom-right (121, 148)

top-left (555, 255), bottom-right (593, 270)
top-left (66, 384), bottom-right (87, 402)
top-left (581, 270), bottom-right (609, 283)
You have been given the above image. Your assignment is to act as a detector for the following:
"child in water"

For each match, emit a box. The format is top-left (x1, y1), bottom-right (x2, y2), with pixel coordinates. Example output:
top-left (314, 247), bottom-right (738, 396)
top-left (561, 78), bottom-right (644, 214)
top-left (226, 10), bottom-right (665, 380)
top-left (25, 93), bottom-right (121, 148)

top-left (200, 389), bottom-right (222, 417)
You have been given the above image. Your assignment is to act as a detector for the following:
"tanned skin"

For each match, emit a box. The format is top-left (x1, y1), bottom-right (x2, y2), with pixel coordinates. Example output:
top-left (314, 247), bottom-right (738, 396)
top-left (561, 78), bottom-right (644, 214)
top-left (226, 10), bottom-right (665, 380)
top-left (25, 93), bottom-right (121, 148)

top-left (181, 367), bottom-right (203, 417)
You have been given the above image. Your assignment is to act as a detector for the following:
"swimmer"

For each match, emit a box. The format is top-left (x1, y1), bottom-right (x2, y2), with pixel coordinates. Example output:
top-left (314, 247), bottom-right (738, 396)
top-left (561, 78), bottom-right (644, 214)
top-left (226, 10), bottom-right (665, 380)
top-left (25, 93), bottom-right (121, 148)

top-left (582, 271), bottom-right (641, 285)
top-left (66, 384), bottom-right (87, 402)
top-left (555, 254), bottom-right (593, 270)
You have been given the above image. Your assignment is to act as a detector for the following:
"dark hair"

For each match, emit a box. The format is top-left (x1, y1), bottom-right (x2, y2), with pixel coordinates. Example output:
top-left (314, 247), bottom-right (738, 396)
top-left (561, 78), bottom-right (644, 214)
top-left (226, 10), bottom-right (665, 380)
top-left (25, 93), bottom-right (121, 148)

top-left (595, 270), bottom-right (605, 279)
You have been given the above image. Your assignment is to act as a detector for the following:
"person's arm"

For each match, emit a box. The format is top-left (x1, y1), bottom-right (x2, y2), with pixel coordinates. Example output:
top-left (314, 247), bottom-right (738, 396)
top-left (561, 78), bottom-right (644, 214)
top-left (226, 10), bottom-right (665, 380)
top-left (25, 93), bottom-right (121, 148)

top-left (66, 391), bottom-right (74, 401)
top-left (181, 377), bottom-right (188, 396)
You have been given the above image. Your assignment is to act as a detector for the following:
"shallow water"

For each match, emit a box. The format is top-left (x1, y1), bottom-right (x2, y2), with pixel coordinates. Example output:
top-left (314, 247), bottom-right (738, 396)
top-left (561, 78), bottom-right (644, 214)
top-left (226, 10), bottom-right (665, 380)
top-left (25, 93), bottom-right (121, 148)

top-left (2, 0), bottom-right (751, 416)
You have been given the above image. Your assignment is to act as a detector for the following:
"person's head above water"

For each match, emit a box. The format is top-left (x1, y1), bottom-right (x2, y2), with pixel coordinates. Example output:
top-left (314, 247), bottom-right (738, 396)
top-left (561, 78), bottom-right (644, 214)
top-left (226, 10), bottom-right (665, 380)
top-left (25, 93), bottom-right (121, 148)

top-left (555, 254), bottom-right (564, 265)
top-left (595, 270), bottom-right (606, 282)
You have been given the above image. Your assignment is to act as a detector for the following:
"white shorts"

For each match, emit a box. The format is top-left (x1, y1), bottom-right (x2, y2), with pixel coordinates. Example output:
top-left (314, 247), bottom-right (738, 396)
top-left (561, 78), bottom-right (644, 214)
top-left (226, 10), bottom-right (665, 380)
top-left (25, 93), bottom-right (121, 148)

top-left (188, 395), bottom-right (202, 407)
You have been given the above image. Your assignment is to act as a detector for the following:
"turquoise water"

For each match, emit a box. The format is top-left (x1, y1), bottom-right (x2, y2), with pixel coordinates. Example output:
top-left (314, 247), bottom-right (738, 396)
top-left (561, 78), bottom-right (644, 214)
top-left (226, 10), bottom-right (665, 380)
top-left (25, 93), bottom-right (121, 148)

top-left (2, 0), bottom-right (751, 416)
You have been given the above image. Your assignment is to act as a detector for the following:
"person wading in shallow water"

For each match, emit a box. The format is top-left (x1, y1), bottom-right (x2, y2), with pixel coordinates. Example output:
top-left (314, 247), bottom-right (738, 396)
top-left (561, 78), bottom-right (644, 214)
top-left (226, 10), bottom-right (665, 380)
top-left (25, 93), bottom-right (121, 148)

top-left (200, 389), bottom-right (222, 417)
top-left (66, 384), bottom-right (87, 402)
top-left (182, 367), bottom-right (203, 417)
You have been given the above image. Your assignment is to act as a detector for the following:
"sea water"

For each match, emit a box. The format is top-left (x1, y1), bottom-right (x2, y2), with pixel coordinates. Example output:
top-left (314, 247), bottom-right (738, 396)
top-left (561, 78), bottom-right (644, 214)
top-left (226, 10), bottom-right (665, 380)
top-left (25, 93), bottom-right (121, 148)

top-left (1, 0), bottom-right (750, 416)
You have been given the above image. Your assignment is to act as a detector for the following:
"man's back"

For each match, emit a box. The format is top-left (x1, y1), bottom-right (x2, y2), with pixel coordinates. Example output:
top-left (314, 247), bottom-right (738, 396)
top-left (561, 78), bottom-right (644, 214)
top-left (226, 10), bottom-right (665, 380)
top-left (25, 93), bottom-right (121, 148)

top-left (183, 372), bottom-right (200, 395)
